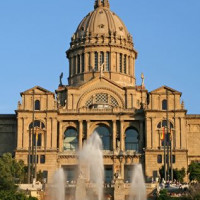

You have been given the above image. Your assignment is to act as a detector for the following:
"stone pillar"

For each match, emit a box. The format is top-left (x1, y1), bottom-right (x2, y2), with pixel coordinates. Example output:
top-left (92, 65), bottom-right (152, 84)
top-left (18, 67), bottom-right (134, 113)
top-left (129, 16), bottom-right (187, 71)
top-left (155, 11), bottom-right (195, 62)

top-left (24, 117), bottom-right (29, 149)
top-left (91, 52), bottom-right (94, 70)
top-left (112, 120), bottom-right (116, 150)
top-left (129, 56), bottom-right (133, 77)
top-left (139, 120), bottom-right (144, 152)
top-left (71, 56), bottom-right (74, 77)
top-left (180, 118), bottom-right (186, 149)
top-left (46, 118), bottom-right (51, 149)
top-left (146, 118), bottom-right (151, 149)
top-left (120, 158), bottom-right (124, 179)
top-left (59, 121), bottom-right (63, 152)
top-left (120, 120), bottom-right (124, 151)
top-left (79, 120), bottom-right (83, 149)
top-left (17, 117), bottom-right (23, 149)
top-left (52, 118), bottom-right (57, 149)
top-left (85, 52), bottom-right (88, 72)
top-left (86, 120), bottom-right (90, 139)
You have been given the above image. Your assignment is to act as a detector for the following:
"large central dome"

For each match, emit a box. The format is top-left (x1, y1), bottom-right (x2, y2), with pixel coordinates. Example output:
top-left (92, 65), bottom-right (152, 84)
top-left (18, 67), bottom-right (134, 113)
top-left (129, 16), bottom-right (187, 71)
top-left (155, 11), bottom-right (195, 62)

top-left (66, 0), bottom-right (137, 87)
top-left (75, 1), bottom-right (130, 44)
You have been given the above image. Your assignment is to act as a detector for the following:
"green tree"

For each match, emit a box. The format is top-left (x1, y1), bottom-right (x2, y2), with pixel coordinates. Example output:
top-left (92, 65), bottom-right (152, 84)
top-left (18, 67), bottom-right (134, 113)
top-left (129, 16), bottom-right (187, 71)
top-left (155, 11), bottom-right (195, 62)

top-left (188, 162), bottom-right (200, 182)
top-left (173, 168), bottom-right (186, 183)
top-left (0, 153), bottom-right (26, 190)
top-left (159, 166), bottom-right (186, 183)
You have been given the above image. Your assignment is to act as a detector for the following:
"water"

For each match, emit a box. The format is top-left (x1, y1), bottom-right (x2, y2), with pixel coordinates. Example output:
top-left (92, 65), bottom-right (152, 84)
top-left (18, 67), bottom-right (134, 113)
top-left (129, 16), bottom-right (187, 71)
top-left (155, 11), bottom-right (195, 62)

top-left (49, 168), bottom-right (65, 200)
top-left (48, 135), bottom-right (147, 200)
top-left (129, 164), bottom-right (147, 200)
top-left (79, 132), bottom-right (104, 200)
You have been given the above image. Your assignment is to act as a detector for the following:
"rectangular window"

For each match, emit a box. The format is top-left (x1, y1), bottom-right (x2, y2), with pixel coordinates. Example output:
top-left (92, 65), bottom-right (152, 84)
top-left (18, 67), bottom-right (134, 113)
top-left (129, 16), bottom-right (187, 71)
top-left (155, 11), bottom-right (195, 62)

top-left (105, 166), bottom-right (113, 183)
top-left (88, 52), bottom-right (91, 70)
top-left (124, 165), bottom-right (134, 183)
top-left (171, 155), bottom-right (175, 163)
top-left (77, 55), bottom-right (80, 73)
top-left (43, 170), bottom-right (48, 183)
top-left (82, 53), bottom-right (85, 73)
top-left (106, 52), bottom-right (110, 71)
top-left (63, 166), bottom-right (78, 182)
top-left (124, 55), bottom-right (127, 73)
top-left (157, 155), bottom-right (162, 163)
top-left (28, 155), bottom-right (38, 164)
top-left (73, 56), bottom-right (76, 74)
top-left (119, 53), bottom-right (122, 73)
top-left (95, 52), bottom-right (98, 71)
top-left (40, 155), bottom-right (45, 164)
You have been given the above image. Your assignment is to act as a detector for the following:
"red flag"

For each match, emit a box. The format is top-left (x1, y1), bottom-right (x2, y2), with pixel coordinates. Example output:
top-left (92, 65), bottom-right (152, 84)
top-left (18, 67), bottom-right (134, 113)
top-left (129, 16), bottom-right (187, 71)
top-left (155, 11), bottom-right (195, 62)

top-left (161, 127), bottom-right (165, 141)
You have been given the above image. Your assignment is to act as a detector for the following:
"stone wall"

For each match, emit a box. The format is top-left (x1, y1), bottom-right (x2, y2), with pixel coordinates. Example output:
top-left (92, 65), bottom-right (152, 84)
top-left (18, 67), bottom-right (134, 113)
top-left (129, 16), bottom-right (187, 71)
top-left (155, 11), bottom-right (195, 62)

top-left (0, 114), bottom-right (17, 156)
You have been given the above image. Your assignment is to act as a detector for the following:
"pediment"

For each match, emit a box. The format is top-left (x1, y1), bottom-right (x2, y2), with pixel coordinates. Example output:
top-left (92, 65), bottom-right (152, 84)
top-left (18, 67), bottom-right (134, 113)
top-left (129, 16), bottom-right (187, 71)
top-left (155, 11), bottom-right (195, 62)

top-left (74, 77), bottom-right (126, 109)
top-left (150, 85), bottom-right (182, 95)
top-left (78, 76), bottom-right (124, 90)
top-left (20, 86), bottom-right (54, 96)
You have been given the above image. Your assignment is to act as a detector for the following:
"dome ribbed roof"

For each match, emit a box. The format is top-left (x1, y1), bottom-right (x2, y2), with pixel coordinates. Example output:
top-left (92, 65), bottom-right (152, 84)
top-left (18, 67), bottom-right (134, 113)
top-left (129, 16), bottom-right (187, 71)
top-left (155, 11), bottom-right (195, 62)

top-left (76, 7), bottom-right (129, 39)
top-left (70, 0), bottom-right (134, 50)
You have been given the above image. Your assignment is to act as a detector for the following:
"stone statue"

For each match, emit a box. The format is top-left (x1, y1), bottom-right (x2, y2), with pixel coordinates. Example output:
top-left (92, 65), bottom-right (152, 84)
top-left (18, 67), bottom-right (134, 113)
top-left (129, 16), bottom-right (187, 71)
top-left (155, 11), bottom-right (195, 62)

top-left (141, 72), bottom-right (145, 87)
top-left (59, 72), bottom-right (63, 86)
top-left (99, 63), bottom-right (104, 78)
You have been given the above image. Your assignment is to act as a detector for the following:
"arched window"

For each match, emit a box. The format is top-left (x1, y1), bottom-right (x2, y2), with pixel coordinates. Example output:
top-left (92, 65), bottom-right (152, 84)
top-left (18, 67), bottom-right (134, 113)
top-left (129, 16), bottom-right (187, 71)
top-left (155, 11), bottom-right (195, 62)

top-left (29, 120), bottom-right (45, 148)
top-left (125, 128), bottom-right (139, 151)
top-left (93, 125), bottom-right (111, 150)
top-left (162, 99), bottom-right (167, 110)
top-left (157, 120), bottom-right (173, 146)
top-left (157, 120), bottom-right (173, 129)
top-left (63, 127), bottom-right (78, 151)
top-left (35, 100), bottom-right (40, 110)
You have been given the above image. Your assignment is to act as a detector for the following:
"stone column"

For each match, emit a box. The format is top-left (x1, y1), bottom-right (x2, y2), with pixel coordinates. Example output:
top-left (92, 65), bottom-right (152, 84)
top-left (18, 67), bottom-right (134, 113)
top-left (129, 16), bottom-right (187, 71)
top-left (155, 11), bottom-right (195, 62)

top-left (112, 120), bottom-right (116, 150)
top-left (120, 158), bottom-right (124, 179)
top-left (79, 120), bottom-right (83, 149)
top-left (86, 120), bottom-right (90, 139)
top-left (52, 118), bottom-right (57, 149)
top-left (71, 56), bottom-right (74, 77)
top-left (85, 52), bottom-right (88, 72)
top-left (24, 117), bottom-right (29, 149)
top-left (46, 118), bottom-right (51, 149)
top-left (17, 117), bottom-right (23, 149)
top-left (120, 120), bottom-right (124, 151)
top-left (146, 118), bottom-right (151, 149)
top-left (91, 52), bottom-right (94, 70)
top-left (139, 120), bottom-right (144, 152)
top-left (59, 121), bottom-right (63, 152)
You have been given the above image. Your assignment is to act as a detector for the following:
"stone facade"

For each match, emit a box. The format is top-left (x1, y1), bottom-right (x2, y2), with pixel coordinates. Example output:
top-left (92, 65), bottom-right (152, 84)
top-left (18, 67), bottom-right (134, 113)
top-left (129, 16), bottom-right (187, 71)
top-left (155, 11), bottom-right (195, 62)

top-left (0, 114), bottom-right (17, 156)
top-left (1, 0), bottom-right (200, 199)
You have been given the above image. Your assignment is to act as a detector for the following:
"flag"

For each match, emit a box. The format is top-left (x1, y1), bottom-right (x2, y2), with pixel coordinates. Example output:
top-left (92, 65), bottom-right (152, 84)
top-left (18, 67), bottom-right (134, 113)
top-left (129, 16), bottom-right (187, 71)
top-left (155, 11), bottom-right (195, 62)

top-left (161, 127), bottom-right (165, 140)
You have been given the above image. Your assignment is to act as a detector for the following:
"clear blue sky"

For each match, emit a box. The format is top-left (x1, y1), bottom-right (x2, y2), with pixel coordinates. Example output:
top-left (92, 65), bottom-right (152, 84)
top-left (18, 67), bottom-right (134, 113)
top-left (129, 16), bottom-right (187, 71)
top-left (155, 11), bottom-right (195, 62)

top-left (0, 0), bottom-right (200, 114)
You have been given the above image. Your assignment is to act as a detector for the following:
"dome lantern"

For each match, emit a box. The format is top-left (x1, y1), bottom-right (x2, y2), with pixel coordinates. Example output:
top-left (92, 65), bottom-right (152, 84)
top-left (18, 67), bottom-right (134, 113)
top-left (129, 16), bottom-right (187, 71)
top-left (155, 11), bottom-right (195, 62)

top-left (94, 0), bottom-right (110, 9)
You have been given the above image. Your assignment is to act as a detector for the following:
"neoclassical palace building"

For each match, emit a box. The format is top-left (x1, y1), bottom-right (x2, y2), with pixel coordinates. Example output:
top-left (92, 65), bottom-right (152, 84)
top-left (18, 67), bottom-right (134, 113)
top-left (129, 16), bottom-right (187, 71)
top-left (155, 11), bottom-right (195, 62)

top-left (1, 0), bottom-right (200, 197)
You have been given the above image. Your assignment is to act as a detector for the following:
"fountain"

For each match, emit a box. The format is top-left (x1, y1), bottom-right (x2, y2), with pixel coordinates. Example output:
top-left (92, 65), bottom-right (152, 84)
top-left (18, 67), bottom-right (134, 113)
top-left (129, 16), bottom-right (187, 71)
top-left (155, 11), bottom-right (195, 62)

top-left (78, 132), bottom-right (104, 200)
top-left (48, 134), bottom-right (147, 200)
top-left (49, 168), bottom-right (65, 200)
top-left (129, 164), bottom-right (147, 200)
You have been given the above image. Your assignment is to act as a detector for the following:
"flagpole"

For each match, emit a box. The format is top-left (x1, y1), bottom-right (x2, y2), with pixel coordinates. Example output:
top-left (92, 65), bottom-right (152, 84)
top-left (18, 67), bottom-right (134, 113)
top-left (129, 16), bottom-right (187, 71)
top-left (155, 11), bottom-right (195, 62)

top-left (31, 89), bottom-right (35, 183)
top-left (166, 90), bottom-right (170, 182)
